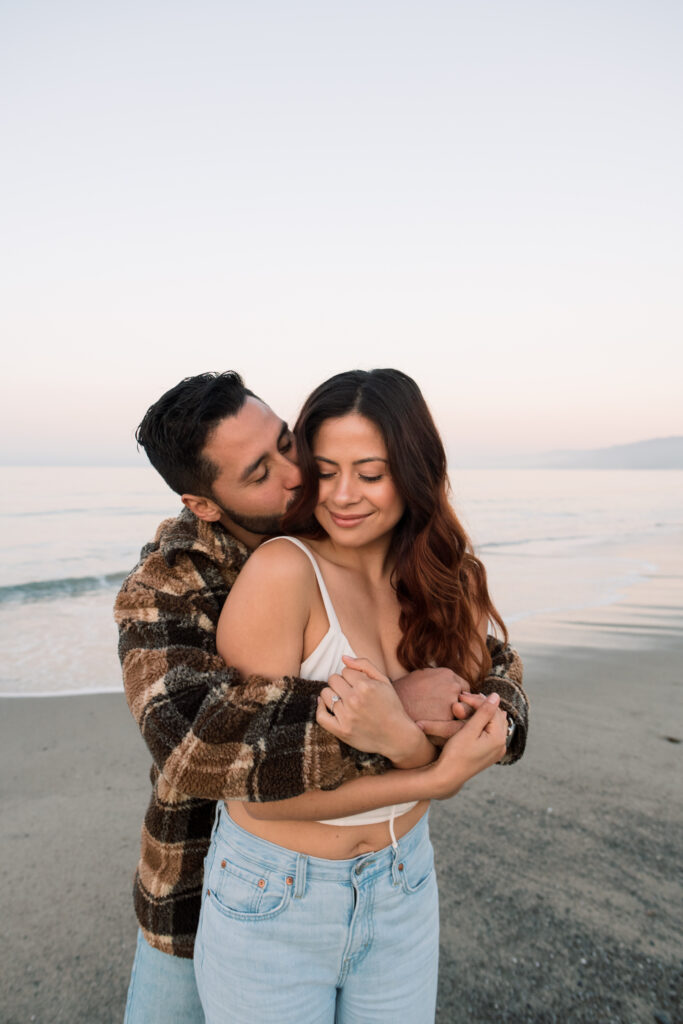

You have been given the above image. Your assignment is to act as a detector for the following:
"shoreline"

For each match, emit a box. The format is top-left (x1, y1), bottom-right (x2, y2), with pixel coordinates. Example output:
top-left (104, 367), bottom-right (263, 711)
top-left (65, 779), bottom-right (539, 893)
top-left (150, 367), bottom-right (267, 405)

top-left (3, 526), bottom-right (682, 700)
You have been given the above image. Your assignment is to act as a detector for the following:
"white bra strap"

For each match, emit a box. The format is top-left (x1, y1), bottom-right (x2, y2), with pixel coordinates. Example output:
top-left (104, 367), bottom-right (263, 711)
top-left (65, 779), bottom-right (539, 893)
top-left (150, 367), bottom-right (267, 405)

top-left (260, 536), bottom-right (342, 632)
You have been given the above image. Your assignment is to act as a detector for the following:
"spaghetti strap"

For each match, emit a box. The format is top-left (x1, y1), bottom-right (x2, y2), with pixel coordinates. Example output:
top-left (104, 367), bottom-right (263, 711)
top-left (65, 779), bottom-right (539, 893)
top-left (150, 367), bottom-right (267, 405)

top-left (260, 536), bottom-right (342, 632)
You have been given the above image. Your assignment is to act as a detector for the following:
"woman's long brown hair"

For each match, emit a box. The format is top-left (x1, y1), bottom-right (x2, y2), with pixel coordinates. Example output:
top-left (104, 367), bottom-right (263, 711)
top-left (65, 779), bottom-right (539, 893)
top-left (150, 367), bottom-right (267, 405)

top-left (283, 369), bottom-right (507, 683)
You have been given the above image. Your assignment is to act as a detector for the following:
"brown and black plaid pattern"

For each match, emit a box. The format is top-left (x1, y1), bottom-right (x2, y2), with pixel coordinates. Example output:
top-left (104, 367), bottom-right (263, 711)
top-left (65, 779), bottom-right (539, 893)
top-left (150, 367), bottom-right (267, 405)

top-left (115, 510), bottom-right (527, 956)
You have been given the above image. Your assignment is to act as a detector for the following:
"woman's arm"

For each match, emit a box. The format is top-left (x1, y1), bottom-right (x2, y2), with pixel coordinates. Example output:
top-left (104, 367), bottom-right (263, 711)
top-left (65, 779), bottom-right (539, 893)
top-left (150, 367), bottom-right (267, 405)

top-left (243, 767), bottom-right (431, 820)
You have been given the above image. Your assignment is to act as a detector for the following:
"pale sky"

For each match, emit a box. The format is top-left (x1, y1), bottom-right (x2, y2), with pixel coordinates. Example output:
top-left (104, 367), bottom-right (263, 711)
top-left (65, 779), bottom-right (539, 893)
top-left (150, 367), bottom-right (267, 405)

top-left (1, 0), bottom-right (681, 466)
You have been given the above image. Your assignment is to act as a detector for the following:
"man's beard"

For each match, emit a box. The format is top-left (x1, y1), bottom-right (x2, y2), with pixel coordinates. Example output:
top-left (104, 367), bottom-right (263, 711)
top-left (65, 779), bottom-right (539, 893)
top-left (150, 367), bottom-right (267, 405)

top-left (212, 492), bottom-right (299, 538)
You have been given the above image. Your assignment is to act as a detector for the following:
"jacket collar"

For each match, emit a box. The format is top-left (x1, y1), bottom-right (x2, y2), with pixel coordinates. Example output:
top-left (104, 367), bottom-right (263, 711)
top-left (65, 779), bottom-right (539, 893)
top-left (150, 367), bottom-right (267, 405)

top-left (157, 508), bottom-right (249, 573)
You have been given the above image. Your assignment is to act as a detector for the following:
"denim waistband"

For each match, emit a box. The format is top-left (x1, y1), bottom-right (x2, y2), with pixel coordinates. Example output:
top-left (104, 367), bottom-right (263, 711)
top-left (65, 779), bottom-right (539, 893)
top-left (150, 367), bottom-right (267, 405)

top-left (213, 804), bottom-right (430, 885)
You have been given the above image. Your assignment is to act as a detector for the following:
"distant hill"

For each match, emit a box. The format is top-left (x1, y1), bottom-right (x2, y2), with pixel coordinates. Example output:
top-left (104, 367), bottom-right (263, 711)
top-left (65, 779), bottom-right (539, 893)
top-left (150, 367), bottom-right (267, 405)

top-left (530, 435), bottom-right (683, 469)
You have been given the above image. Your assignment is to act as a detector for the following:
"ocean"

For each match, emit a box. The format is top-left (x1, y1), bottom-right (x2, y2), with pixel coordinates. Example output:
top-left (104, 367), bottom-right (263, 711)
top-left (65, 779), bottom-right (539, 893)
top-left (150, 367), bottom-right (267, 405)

top-left (1, 466), bottom-right (681, 696)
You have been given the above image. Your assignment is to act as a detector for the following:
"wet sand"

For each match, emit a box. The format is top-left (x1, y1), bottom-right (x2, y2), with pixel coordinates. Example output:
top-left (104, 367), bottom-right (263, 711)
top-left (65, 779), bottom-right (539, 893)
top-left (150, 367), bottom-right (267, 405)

top-left (1, 560), bottom-right (682, 1023)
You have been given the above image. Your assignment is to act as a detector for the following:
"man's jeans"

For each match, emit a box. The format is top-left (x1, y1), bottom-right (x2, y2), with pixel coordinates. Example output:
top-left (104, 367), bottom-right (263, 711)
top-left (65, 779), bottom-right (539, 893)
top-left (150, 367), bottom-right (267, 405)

top-left (124, 928), bottom-right (204, 1024)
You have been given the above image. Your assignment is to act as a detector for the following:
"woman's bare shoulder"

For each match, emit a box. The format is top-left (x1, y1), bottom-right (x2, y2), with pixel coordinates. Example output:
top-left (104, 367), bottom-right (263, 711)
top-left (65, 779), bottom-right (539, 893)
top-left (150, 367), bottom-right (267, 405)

top-left (222, 538), bottom-right (318, 612)
top-left (241, 537), bottom-right (317, 584)
top-left (217, 540), bottom-right (317, 674)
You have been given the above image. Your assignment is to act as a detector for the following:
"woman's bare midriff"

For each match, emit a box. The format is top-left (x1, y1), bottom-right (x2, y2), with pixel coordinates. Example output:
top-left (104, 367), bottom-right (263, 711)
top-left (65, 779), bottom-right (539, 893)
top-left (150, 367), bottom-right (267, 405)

top-left (227, 799), bottom-right (430, 859)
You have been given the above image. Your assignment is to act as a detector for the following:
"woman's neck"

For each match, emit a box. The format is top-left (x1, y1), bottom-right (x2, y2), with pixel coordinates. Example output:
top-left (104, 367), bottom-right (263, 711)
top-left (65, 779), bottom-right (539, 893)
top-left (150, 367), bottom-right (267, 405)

top-left (306, 533), bottom-right (395, 584)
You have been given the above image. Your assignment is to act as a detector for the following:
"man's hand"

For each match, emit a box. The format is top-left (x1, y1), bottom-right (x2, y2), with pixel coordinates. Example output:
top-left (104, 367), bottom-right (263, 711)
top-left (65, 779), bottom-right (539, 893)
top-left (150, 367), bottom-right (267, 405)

top-left (393, 667), bottom-right (474, 745)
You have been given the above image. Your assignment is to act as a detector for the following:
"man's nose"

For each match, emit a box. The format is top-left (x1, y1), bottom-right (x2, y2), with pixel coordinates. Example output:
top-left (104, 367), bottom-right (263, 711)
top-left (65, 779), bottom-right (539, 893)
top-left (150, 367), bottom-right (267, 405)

top-left (284, 461), bottom-right (302, 490)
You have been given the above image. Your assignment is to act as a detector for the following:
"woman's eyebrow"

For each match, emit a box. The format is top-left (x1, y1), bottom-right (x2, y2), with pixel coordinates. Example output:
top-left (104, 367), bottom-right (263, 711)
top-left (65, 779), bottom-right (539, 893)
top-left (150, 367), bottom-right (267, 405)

top-left (314, 455), bottom-right (388, 466)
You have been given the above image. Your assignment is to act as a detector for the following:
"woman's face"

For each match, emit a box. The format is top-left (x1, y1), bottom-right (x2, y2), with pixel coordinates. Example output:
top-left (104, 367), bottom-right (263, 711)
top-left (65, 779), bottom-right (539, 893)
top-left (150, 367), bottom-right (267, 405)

top-left (312, 412), bottom-right (405, 546)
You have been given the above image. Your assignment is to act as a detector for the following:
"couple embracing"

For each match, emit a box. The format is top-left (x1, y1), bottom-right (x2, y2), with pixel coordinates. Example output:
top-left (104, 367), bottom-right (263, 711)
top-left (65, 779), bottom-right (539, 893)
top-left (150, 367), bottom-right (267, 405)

top-left (116, 367), bottom-right (528, 1023)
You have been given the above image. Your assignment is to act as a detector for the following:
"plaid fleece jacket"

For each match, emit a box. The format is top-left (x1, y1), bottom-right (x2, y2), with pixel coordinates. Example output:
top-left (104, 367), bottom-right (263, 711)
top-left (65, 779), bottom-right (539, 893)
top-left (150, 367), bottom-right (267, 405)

top-left (115, 509), bottom-right (528, 957)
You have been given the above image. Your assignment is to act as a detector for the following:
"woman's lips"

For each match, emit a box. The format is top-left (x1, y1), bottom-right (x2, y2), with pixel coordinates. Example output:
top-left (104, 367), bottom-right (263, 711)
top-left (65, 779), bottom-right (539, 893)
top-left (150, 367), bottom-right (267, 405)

top-left (327, 510), bottom-right (372, 528)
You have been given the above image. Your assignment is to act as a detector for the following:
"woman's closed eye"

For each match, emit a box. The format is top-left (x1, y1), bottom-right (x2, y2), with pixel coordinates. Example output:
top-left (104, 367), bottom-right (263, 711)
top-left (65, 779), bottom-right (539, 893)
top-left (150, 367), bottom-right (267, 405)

top-left (317, 470), bottom-right (384, 483)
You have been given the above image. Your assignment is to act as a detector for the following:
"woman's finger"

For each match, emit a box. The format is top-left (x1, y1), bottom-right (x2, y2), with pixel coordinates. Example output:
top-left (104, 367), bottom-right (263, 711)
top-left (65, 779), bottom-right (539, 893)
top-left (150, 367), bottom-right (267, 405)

top-left (341, 655), bottom-right (389, 683)
top-left (341, 667), bottom-right (378, 688)
top-left (459, 692), bottom-right (487, 708)
top-left (320, 684), bottom-right (349, 714)
top-left (325, 674), bottom-right (353, 699)
top-left (484, 707), bottom-right (508, 740)
top-left (341, 667), bottom-right (392, 690)
top-left (462, 693), bottom-right (500, 737)
top-left (316, 697), bottom-right (344, 735)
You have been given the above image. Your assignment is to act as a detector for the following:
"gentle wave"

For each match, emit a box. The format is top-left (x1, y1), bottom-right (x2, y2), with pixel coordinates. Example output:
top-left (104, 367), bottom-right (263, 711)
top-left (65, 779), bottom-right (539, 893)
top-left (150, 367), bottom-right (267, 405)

top-left (478, 534), bottom-right (585, 550)
top-left (0, 571), bottom-right (128, 605)
top-left (1, 506), bottom-right (171, 519)
top-left (0, 686), bottom-right (123, 699)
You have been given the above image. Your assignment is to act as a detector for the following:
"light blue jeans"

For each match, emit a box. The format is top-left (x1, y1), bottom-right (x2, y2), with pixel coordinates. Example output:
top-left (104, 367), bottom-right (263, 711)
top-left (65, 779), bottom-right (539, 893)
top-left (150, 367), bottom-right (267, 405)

top-left (124, 928), bottom-right (205, 1024)
top-left (194, 808), bottom-right (439, 1024)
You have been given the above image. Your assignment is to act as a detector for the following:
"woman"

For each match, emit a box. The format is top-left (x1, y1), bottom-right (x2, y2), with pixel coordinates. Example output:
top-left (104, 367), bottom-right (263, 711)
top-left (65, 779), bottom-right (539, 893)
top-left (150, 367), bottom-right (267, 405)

top-left (194, 369), bottom-right (510, 1024)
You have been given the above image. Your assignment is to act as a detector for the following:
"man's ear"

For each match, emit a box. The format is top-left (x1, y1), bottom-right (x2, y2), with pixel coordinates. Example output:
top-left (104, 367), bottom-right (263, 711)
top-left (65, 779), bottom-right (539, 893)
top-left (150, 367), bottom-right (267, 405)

top-left (181, 493), bottom-right (223, 523)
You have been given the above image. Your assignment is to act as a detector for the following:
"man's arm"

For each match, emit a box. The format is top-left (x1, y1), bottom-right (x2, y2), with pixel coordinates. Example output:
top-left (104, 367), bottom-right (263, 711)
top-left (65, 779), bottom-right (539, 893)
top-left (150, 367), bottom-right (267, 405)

top-left (115, 533), bottom-right (389, 804)
top-left (474, 636), bottom-right (527, 763)
top-left (116, 516), bottom-right (527, 804)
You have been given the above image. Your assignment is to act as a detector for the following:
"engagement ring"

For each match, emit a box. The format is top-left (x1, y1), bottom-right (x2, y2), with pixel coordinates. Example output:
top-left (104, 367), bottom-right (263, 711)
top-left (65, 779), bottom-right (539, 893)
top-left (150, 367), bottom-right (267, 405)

top-left (331, 694), bottom-right (341, 705)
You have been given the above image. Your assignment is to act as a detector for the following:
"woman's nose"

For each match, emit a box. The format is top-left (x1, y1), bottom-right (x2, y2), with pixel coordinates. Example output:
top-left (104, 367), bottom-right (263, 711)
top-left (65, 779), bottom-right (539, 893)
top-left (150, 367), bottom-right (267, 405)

top-left (332, 473), bottom-right (360, 504)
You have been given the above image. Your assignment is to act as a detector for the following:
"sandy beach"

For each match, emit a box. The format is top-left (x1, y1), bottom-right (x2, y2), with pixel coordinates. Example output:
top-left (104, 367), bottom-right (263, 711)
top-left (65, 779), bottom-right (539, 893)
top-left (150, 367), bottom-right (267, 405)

top-left (2, 558), bottom-right (682, 1024)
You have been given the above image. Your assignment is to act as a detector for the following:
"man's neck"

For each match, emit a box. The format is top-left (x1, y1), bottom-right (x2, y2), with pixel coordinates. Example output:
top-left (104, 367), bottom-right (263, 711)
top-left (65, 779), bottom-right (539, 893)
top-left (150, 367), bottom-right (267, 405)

top-left (217, 514), bottom-right (266, 552)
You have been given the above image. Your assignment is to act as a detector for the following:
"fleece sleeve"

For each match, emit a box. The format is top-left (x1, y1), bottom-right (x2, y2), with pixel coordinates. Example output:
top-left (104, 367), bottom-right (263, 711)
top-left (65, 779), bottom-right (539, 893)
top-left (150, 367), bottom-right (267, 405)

top-left (115, 547), bottom-right (389, 802)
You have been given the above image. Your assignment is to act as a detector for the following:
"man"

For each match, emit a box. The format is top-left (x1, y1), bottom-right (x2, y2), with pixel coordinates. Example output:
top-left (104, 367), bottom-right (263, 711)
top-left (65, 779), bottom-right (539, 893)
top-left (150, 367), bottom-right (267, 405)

top-left (115, 371), bottom-right (528, 1022)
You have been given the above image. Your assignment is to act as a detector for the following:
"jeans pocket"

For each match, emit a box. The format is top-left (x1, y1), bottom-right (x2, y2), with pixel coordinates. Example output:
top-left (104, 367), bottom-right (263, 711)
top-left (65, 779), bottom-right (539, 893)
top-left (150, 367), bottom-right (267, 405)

top-left (399, 842), bottom-right (436, 895)
top-left (207, 852), bottom-right (291, 921)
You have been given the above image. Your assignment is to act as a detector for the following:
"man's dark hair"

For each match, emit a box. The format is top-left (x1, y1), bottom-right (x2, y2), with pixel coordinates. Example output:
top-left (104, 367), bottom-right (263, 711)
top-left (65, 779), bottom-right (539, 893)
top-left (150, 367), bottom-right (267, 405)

top-left (135, 371), bottom-right (257, 495)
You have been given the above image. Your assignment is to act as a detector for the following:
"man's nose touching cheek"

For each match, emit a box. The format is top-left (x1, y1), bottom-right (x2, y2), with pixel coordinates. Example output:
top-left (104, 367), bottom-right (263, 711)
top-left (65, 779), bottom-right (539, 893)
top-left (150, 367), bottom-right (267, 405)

top-left (287, 463), bottom-right (303, 489)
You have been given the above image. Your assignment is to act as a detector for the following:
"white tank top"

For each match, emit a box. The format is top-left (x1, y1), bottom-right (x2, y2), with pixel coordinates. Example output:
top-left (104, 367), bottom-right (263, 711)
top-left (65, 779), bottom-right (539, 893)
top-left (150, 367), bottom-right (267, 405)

top-left (261, 536), bottom-right (418, 827)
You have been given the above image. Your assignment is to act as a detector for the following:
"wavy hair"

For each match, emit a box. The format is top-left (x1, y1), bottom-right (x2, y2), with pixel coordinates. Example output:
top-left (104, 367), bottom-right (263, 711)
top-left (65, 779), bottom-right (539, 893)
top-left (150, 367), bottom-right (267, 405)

top-left (283, 369), bottom-right (507, 682)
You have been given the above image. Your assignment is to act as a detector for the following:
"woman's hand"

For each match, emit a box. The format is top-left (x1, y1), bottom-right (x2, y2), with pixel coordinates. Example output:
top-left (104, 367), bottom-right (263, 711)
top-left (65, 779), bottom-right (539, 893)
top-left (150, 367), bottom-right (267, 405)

top-left (422, 692), bottom-right (508, 800)
top-left (316, 656), bottom-right (437, 769)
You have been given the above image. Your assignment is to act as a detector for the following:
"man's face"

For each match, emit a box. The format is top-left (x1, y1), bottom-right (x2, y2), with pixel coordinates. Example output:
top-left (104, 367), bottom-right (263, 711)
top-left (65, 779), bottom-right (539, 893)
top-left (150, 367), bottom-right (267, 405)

top-left (185, 397), bottom-right (301, 542)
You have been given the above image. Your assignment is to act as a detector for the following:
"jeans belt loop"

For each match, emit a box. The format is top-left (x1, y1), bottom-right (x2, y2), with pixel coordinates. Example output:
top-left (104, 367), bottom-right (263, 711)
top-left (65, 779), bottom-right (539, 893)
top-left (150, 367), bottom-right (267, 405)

top-left (294, 853), bottom-right (308, 899)
top-left (212, 802), bottom-right (222, 835)
top-left (391, 840), bottom-right (403, 885)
